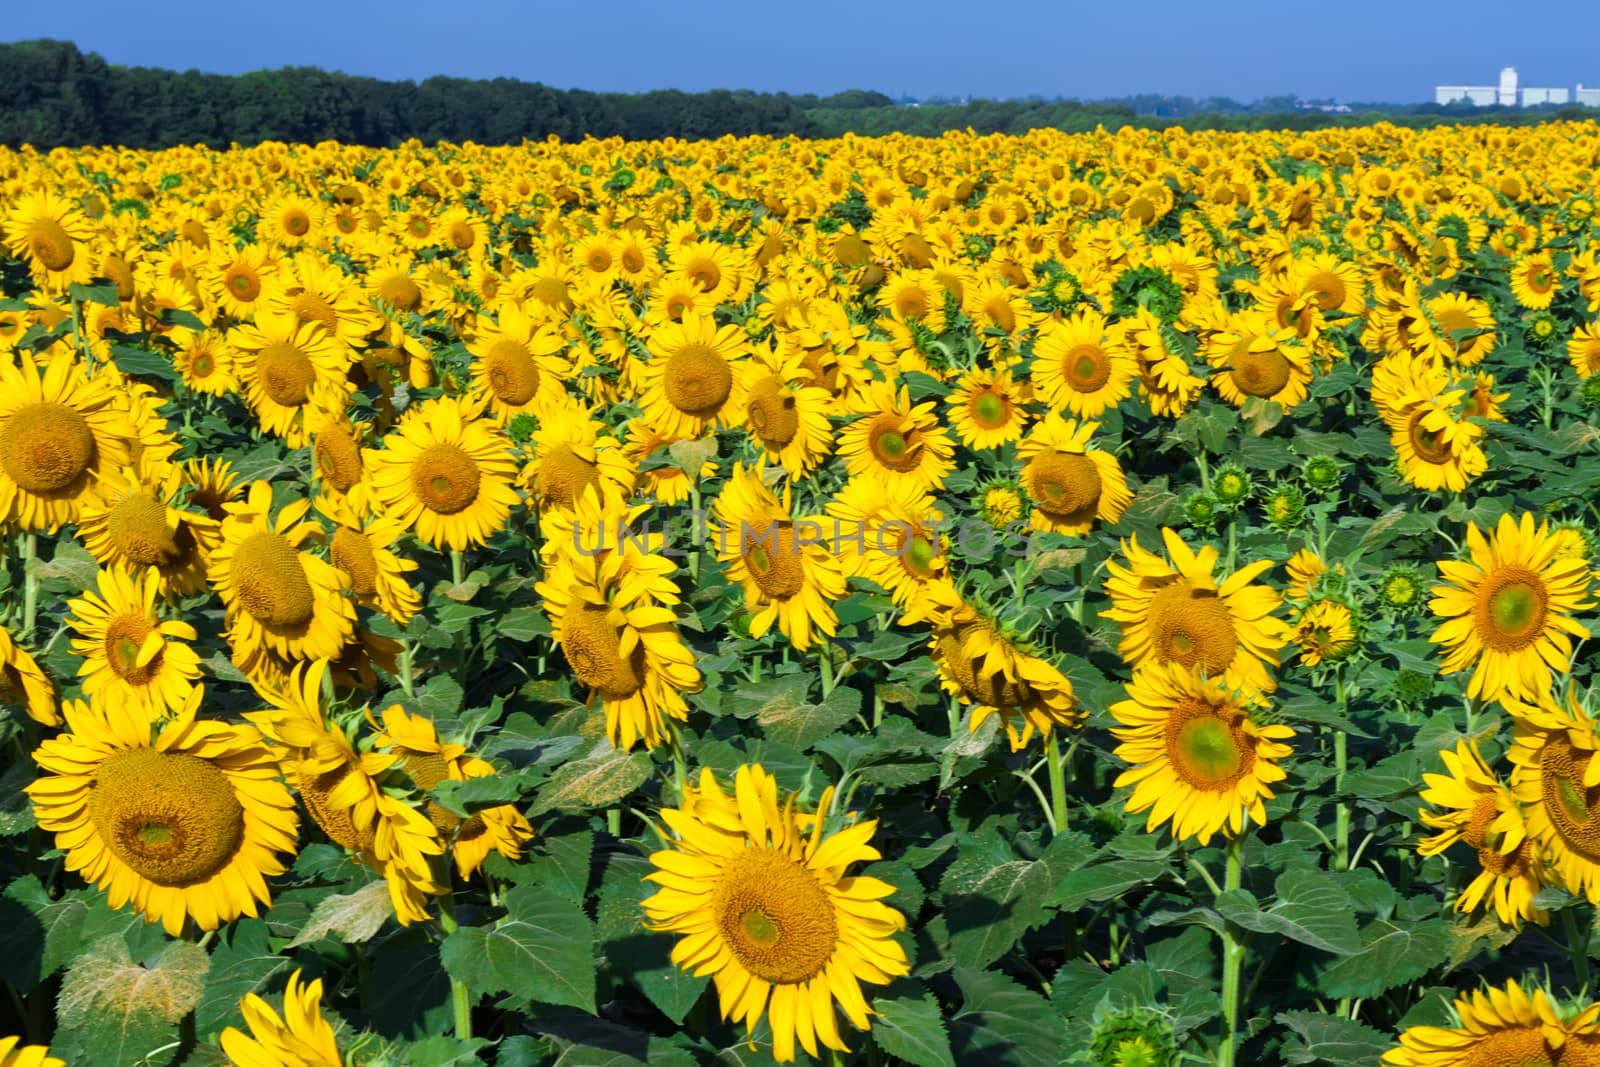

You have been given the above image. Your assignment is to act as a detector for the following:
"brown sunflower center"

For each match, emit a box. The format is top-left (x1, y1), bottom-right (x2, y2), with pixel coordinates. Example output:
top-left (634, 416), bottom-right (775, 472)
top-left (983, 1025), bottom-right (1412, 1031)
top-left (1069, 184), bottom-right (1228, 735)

top-left (1025, 452), bottom-right (1101, 518)
top-left (1147, 582), bottom-right (1239, 674)
top-left (232, 531), bottom-right (316, 629)
top-left (105, 493), bottom-right (180, 566)
top-left (685, 258), bottom-right (723, 292)
top-left (89, 748), bottom-right (245, 887)
top-left (283, 210), bottom-right (311, 237)
top-left (314, 423), bottom-right (364, 492)
top-left (1406, 411), bottom-right (1454, 466)
top-left (1539, 738), bottom-right (1600, 862)
top-left (104, 612), bottom-right (162, 686)
top-left (746, 377), bottom-right (800, 447)
top-left (330, 527), bottom-right (379, 597)
top-left (561, 603), bottom-right (646, 699)
top-left (409, 443), bottom-right (481, 515)
top-left (1168, 706), bottom-right (1250, 787)
top-left (742, 521), bottom-right (807, 598)
top-left (296, 764), bottom-right (374, 853)
top-left (1475, 568), bottom-right (1549, 651)
top-left (378, 275), bottom-right (422, 311)
top-left (1231, 348), bottom-right (1292, 398)
top-left (968, 389), bottom-right (1011, 430)
top-left (939, 623), bottom-right (1028, 708)
top-left (1064, 344), bottom-right (1112, 392)
top-left (483, 339), bottom-right (540, 406)
top-left (867, 419), bottom-right (924, 473)
top-left (1304, 271), bottom-right (1346, 312)
top-left (27, 218), bottom-right (76, 271)
top-left (289, 292), bottom-right (338, 333)
top-left (711, 847), bottom-right (839, 984)
top-left (535, 444), bottom-right (599, 510)
top-left (190, 351), bottom-right (217, 377)
top-left (833, 235), bottom-right (871, 268)
top-left (663, 344), bottom-right (734, 417)
top-left (0, 401), bottom-right (96, 493)
top-left (1455, 1026), bottom-right (1554, 1067)
top-left (256, 342), bottom-right (316, 407)
top-left (448, 221), bottom-right (476, 250)
top-left (225, 266), bottom-right (260, 300)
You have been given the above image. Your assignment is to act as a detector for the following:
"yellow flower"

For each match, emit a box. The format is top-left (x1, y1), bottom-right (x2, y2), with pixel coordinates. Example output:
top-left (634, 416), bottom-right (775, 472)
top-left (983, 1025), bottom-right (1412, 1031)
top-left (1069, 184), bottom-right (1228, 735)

top-left (1017, 414), bottom-right (1132, 536)
top-left (66, 565), bottom-right (202, 720)
top-left (220, 969), bottom-right (342, 1067)
top-left (1381, 979), bottom-right (1587, 1066)
top-left (0, 624), bottom-right (56, 727)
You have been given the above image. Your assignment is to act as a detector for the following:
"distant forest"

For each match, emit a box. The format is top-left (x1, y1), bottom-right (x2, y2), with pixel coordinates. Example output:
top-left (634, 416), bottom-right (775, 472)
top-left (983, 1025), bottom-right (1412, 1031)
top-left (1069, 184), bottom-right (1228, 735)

top-left (2, 39), bottom-right (1594, 149)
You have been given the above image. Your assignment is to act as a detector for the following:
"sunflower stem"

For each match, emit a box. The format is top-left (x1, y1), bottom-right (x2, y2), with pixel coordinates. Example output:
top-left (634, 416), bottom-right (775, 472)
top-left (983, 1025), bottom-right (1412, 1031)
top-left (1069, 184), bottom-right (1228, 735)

top-left (1565, 907), bottom-right (1593, 993)
top-left (1218, 829), bottom-right (1246, 1067)
top-left (398, 638), bottom-right (415, 697)
top-left (451, 549), bottom-right (464, 588)
top-left (21, 532), bottom-right (38, 642)
top-left (1333, 665), bottom-right (1350, 873)
top-left (1045, 731), bottom-right (1069, 833)
top-left (437, 892), bottom-right (474, 1040)
top-left (818, 639), bottom-right (835, 698)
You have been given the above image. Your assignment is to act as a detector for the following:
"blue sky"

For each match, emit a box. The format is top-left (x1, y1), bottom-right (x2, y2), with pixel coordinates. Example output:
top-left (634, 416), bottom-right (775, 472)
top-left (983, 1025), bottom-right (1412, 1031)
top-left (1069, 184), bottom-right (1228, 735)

top-left (7, 0), bottom-right (1599, 103)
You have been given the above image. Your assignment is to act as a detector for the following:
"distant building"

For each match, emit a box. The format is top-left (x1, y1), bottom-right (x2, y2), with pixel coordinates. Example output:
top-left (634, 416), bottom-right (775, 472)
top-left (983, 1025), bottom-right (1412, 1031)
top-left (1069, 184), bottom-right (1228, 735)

top-left (1578, 85), bottom-right (1600, 107)
top-left (1499, 67), bottom-right (1519, 105)
top-left (1435, 67), bottom-right (1595, 107)
top-left (1436, 85), bottom-right (1497, 106)
top-left (1522, 86), bottom-right (1571, 105)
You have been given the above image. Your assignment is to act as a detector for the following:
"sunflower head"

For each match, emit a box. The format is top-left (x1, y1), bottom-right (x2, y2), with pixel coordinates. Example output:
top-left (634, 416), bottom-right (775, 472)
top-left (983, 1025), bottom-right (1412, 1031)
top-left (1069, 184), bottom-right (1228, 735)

top-left (1182, 489), bottom-right (1220, 531)
top-left (1263, 483), bottom-right (1306, 531)
top-left (1300, 454), bottom-right (1342, 494)
top-left (1086, 1005), bottom-right (1179, 1067)
top-left (1211, 464), bottom-right (1252, 510)
top-left (1378, 564), bottom-right (1426, 615)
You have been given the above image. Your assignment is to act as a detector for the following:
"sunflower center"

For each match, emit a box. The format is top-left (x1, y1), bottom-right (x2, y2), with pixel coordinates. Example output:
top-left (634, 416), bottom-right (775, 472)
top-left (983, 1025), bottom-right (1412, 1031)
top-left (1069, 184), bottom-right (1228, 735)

top-left (1481, 575), bottom-right (1547, 648)
top-left (969, 389), bottom-right (1010, 430)
top-left (746, 378), bottom-right (799, 447)
top-left (105, 493), bottom-right (180, 566)
top-left (483, 339), bottom-right (540, 406)
top-left (27, 218), bottom-right (76, 271)
top-left (330, 527), bottom-right (379, 597)
top-left (1025, 452), bottom-right (1101, 517)
top-left (531, 277), bottom-right (570, 309)
top-left (686, 259), bottom-right (723, 292)
top-left (378, 276), bottom-right (422, 311)
top-left (1458, 1027), bottom-right (1555, 1066)
top-left (233, 531), bottom-right (316, 628)
top-left (561, 603), bottom-right (646, 699)
top-left (284, 211), bottom-right (310, 236)
top-left (256, 342), bottom-right (316, 407)
top-left (536, 444), bottom-right (600, 510)
top-left (89, 748), bottom-right (245, 887)
top-left (903, 535), bottom-right (938, 579)
top-left (1065, 345), bottom-right (1112, 392)
top-left (742, 522), bottom-right (807, 598)
top-left (0, 401), bottom-right (96, 494)
top-left (663, 344), bottom-right (734, 417)
top-left (314, 423), bottom-right (364, 491)
top-left (449, 221), bottom-right (476, 250)
top-left (297, 764), bottom-right (374, 853)
top-left (1406, 412), bottom-right (1453, 465)
top-left (410, 443), bottom-right (481, 515)
top-left (191, 351), bottom-right (216, 377)
top-left (833, 235), bottom-right (870, 268)
top-left (867, 420), bottom-right (925, 473)
top-left (104, 612), bottom-right (162, 686)
top-left (1172, 713), bottom-right (1246, 785)
top-left (1147, 582), bottom-right (1239, 674)
top-left (1231, 349), bottom-right (1292, 398)
top-left (289, 292), bottom-right (338, 332)
top-left (1539, 739), bottom-right (1600, 862)
top-left (712, 847), bottom-right (839, 984)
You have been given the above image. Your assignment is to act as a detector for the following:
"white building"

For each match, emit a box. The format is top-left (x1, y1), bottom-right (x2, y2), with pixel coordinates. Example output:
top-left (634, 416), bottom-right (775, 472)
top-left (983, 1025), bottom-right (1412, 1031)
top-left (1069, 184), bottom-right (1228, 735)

top-left (1498, 67), bottom-right (1519, 105)
top-left (1578, 85), bottom-right (1600, 107)
top-left (1523, 86), bottom-right (1571, 106)
top-left (1436, 85), bottom-right (1497, 106)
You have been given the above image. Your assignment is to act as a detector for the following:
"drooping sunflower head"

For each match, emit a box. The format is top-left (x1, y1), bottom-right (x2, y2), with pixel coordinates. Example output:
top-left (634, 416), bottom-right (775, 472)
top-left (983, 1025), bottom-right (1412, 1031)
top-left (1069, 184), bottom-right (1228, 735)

top-left (1380, 979), bottom-right (1576, 1067)
top-left (1291, 599), bottom-right (1360, 668)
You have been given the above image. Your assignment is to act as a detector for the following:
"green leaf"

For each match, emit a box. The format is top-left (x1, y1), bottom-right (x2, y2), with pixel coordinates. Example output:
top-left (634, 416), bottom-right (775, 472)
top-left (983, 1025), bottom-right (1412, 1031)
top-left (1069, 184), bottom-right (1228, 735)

top-left (194, 919), bottom-right (286, 1037)
top-left (0, 877), bottom-right (89, 994)
top-left (948, 966), bottom-right (1068, 1067)
top-left (1047, 855), bottom-right (1172, 911)
top-left (1277, 1010), bottom-right (1393, 1065)
top-left (945, 859), bottom-right (1051, 969)
top-left (1316, 919), bottom-right (1453, 998)
top-left (753, 685), bottom-right (862, 751)
top-left (529, 742), bottom-right (653, 817)
top-left (596, 851), bottom-right (708, 1024)
top-left (288, 879), bottom-right (393, 947)
top-left (399, 1035), bottom-right (493, 1066)
top-left (496, 606), bottom-right (549, 642)
top-left (1216, 870), bottom-right (1361, 956)
top-left (440, 884), bottom-right (596, 1012)
top-left (873, 990), bottom-right (957, 1067)
top-left (109, 343), bottom-right (179, 383)
top-left (55, 936), bottom-right (209, 1067)
top-left (70, 281), bottom-right (122, 307)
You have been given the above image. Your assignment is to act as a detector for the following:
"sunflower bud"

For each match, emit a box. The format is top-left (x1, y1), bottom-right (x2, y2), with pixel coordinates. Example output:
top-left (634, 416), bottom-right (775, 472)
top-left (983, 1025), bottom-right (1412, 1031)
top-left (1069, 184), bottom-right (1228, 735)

top-left (1085, 1005), bottom-right (1179, 1067)
top-left (1211, 463), bottom-right (1252, 510)
top-left (1301, 454), bottom-right (1342, 494)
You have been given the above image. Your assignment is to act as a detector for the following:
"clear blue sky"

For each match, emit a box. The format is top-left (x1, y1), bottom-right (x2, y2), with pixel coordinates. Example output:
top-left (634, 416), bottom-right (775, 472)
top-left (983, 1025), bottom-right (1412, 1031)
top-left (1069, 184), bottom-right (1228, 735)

top-left (7, 0), bottom-right (1599, 103)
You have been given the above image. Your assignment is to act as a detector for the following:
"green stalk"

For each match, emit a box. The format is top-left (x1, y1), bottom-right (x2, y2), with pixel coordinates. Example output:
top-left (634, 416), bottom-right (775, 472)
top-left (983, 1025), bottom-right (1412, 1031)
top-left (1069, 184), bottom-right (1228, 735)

top-left (436, 892), bottom-right (473, 1039)
top-left (451, 549), bottom-right (465, 588)
top-left (818, 639), bottom-right (835, 698)
top-left (398, 638), bottom-right (415, 697)
top-left (21, 532), bottom-right (37, 642)
top-left (1565, 907), bottom-right (1593, 993)
top-left (1219, 830), bottom-right (1246, 1067)
top-left (1045, 731), bottom-right (1069, 833)
top-left (1333, 665), bottom-right (1350, 873)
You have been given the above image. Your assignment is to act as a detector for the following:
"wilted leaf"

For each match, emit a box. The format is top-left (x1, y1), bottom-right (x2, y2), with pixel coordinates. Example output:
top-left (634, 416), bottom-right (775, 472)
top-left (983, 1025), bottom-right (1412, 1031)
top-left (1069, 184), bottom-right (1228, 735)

top-left (288, 879), bottom-right (393, 947)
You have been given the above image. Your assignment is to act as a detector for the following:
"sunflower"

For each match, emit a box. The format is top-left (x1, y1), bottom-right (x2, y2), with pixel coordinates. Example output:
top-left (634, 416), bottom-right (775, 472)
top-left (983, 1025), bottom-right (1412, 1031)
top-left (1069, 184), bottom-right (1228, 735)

top-left (207, 244), bottom-right (277, 319)
top-left (466, 302), bottom-right (572, 423)
top-left (76, 461), bottom-right (219, 598)
top-left (640, 312), bottom-right (753, 438)
top-left (26, 692), bottom-right (299, 936)
top-left (366, 394), bottom-right (521, 552)
top-left (366, 704), bottom-right (534, 879)
top-left (921, 582), bottom-right (1083, 751)
top-left (0, 625), bottom-right (57, 726)
top-left (66, 565), bottom-right (202, 720)
top-left (738, 347), bottom-right (835, 480)
top-left (642, 764), bottom-right (910, 1064)
top-left (1506, 687), bottom-right (1600, 905)
top-left (0, 350), bottom-right (136, 531)
top-left (209, 480), bottom-right (356, 664)
top-left (669, 239), bottom-right (746, 304)
top-left (1570, 322), bottom-right (1600, 380)
top-left (1417, 739), bottom-right (1545, 927)
top-left (219, 969), bottom-right (342, 1067)
top-left (837, 378), bottom-right (955, 493)
top-left (2, 191), bottom-right (96, 291)
top-left (714, 464), bottom-right (847, 652)
top-left (1410, 292), bottom-right (1497, 367)
top-left (623, 421), bottom-right (718, 507)
top-left (307, 403), bottom-right (373, 517)
top-left (228, 311), bottom-right (351, 450)
top-left (826, 473), bottom-right (947, 607)
top-left (261, 195), bottom-right (321, 248)
top-left (1016, 414), bottom-right (1132, 536)
top-left (170, 329), bottom-right (238, 396)
top-left (1204, 310), bottom-right (1313, 410)
top-left (535, 528), bottom-right (702, 751)
top-left (1029, 308), bottom-right (1137, 418)
top-left (946, 366), bottom-right (1029, 449)
top-left (1429, 512), bottom-right (1594, 706)
top-left (1380, 980), bottom-right (1591, 1067)
top-left (183, 456), bottom-right (244, 523)
top-left (317, 495), bottom-right (422, 627)
top-left (521, 393), bottom-right (636, 515)
top-left (1509, 252), bottom-right (1560, 311)
top-left (1101, 528), bottom-right (1289, 695)
top-left (1284, 548), bottom-right (1329, 602)
top-left (0, 1037), bottom-right (64, 1067)
top-left (1110, 662), bottom-right (1294, 846)
top-left (1290, 599), bottom-right (1358, 667)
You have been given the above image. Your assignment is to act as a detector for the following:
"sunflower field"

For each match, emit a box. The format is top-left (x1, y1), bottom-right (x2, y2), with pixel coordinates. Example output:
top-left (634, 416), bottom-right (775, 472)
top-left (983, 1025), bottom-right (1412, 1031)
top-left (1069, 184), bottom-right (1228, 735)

top-left (2, 121), bottom-right (1600, 1067)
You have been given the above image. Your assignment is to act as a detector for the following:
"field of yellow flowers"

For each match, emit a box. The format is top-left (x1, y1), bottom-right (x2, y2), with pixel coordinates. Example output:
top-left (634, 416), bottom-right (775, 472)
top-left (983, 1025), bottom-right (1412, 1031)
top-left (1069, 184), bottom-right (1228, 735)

top-left (2, 122), bottom-right (1600, 1066)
